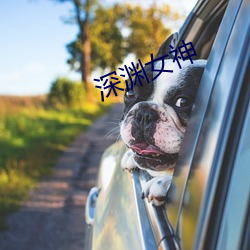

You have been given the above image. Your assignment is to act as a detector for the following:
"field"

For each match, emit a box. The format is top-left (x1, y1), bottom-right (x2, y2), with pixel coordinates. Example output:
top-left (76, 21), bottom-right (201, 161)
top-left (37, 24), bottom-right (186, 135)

top-left (0, 95), bottom-right (111, 229)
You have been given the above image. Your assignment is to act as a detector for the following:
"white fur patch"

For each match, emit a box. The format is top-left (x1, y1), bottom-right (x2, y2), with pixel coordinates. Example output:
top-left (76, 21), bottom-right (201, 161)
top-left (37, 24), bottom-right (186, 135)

top-left (153, 121), bottom-right (183, 154)
top-left (120, 121), bottom-right (134, 144)
top-left (121, 149), bottom-right (135, 171)
top-left (142, 175), bottom-right (173, 206)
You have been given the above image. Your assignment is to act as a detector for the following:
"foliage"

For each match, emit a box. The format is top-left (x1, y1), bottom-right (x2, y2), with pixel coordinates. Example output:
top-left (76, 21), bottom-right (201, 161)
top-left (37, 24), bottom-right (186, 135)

top-left (66, 3), bottom-right (174, 73)
top-left (66, 3), bottom-right (125, 72)
top-left (0, 95), bottom-right (111, 230)
top-left (48, 77), bottom-right (85, 108)
top-left (51, 1), bottom-right (179, 99)
top-left (125, 4), bottom-right (172, 63)
top-left (66, 37), bottom-right (82, 71)
top-left (90, 4), bottom-right (125, 71)
top-left (52, 0), bottom-right (98, 95)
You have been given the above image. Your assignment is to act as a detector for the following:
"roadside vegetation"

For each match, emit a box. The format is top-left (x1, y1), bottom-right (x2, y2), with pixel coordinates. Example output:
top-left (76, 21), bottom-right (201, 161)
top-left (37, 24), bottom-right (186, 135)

top-left (0, 79), bottom-right (113, 230)
top-left (0, 0), bottom-right (181, 231)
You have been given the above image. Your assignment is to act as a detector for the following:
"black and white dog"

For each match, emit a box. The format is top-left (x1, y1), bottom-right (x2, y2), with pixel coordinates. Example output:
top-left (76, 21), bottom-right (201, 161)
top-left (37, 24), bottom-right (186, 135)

top-left (120, 33), bottom-right (206, 206)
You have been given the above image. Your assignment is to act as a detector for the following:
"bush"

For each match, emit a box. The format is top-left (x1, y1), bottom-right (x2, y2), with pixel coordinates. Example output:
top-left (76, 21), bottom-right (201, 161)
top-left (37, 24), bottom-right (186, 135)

top-left (48, 77), bottom-right (85, 108)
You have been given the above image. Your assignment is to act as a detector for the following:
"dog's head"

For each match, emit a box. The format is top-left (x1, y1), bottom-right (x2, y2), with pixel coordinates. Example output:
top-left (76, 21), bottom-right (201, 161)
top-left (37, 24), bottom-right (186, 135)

top-left (120, 33), bottom-right (206, 174)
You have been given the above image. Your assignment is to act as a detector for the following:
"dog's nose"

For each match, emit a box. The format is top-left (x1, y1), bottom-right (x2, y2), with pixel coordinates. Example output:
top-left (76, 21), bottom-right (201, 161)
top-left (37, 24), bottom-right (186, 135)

top-left (135, 109), bottom-right (159, 130)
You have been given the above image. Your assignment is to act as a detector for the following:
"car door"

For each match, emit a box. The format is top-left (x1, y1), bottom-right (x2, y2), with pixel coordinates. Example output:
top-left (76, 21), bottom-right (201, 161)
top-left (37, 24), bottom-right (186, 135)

top-left (166, 0), bottom-right (250, 249)
top-left (85, 0), bottom-right (250, 249)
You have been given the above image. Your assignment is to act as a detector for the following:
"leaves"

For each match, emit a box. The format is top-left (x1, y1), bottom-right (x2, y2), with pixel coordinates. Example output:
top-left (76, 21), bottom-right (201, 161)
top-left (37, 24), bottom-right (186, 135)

top-left (126, 4), bottom-right (172, 63)
top-left (90, 4), bottom-right (125, 71)
top-left (65, 2), bottom-right (175, 74)
top-left (48, 77), bottom-right (86, 108)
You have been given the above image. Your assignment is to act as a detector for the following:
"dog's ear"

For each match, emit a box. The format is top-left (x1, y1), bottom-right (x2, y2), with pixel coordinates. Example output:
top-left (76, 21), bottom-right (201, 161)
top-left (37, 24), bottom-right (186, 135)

top-left (155, 32), bottom-right (179, 59)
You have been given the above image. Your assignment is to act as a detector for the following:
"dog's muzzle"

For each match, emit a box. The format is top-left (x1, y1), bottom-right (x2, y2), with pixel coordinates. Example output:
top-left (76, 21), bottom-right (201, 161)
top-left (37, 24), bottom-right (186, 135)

top-left (135, 108), bottom-right (159, 131)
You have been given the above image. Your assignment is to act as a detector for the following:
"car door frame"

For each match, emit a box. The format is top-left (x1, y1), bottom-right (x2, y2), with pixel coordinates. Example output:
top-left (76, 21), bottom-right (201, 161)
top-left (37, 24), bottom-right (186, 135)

top-left (165, 0), bottom-right (250, 249)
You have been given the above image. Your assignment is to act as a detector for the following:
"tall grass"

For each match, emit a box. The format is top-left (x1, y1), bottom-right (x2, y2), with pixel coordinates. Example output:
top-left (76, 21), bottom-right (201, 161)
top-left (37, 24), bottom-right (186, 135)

top-left (0, 95), bottom-right (112, 230)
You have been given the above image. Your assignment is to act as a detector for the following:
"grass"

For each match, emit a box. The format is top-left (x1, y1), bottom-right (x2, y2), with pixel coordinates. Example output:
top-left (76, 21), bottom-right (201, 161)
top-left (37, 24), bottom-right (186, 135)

top-left (0, 95), bottom-right (112, 230)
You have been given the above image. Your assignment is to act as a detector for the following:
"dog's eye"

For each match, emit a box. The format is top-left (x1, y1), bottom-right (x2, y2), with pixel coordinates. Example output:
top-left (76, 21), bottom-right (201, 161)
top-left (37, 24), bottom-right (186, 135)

top-left (175, 97), bottom-right (192, 108)
top-left (125, 90), bottom-right (136, 99)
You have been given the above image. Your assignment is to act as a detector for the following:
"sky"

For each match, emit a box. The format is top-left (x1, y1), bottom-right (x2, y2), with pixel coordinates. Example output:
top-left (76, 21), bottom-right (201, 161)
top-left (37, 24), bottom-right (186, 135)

top-left (0, 0), bottom-right (197, 96)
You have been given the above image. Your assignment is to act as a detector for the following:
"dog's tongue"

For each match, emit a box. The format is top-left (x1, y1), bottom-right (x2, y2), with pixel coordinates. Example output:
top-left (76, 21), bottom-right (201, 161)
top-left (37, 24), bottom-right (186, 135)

top-left (130, 143), bottom-right (163, 155)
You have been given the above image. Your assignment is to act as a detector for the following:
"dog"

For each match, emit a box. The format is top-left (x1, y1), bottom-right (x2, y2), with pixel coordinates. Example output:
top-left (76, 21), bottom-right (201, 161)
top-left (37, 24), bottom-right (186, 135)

top-left (120, 33), bottom-right (206, 206)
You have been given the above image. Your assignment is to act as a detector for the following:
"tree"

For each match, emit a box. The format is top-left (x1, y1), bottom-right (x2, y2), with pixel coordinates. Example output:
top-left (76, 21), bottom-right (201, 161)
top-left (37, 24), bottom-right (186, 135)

top-left (67, 4), bottom-right (125, 74)
top-left (90, 4), bottom-right (125, 71)
top-left (125, 4), bottom-right (172, 64)
top-left (53, 0), bottom-right (98, 97)
top-left (66, 3), bottom-right (173, 74)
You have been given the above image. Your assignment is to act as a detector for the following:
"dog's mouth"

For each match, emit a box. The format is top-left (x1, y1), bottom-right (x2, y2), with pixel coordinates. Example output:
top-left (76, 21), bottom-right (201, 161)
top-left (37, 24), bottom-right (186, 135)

top-left (129, 143), bottom-right (178, 169)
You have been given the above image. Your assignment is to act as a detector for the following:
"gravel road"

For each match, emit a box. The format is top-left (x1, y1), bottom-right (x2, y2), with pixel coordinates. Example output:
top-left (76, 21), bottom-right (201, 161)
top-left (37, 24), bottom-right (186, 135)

top-left (0, 103), bottom-right (123, 250)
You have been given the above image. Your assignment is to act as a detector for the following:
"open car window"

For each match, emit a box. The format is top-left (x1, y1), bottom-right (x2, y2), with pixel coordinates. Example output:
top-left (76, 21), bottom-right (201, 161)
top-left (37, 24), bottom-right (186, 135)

top-left (164, 0), bottom-right (250, 249)
top-left (134, 0), bottom-right (230, 247)
top-left (177, 0), bottom-right (228, 59)
top-left (136, 0), bottom-right (247, 248)
top-left (166, 0), bottom-right (230, 229)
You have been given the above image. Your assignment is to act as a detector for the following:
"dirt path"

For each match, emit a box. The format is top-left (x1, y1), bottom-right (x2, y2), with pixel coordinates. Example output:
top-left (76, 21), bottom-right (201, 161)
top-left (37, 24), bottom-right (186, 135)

top-left (0, 103), bottom-right (123, 250)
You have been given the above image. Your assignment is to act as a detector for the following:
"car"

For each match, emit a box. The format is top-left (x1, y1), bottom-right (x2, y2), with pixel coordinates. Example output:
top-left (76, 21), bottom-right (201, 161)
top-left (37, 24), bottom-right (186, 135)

top-left (85, 0), bottom-right (250, 249)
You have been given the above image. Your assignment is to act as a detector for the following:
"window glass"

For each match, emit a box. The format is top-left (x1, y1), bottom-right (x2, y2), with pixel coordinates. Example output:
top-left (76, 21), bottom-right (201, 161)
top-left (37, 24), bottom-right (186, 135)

top-left (216, 101), bottom-right (250, 249)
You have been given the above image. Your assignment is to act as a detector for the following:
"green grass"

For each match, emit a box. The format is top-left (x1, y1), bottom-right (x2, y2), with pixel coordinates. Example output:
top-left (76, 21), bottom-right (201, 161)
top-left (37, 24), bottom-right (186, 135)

top-left (0, 97), bottom-right (112, 230)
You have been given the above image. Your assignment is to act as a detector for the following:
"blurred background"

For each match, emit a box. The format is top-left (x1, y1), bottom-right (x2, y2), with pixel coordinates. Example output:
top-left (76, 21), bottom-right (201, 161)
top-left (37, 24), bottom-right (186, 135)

top-left (0, 0), bottom-right (196, 232)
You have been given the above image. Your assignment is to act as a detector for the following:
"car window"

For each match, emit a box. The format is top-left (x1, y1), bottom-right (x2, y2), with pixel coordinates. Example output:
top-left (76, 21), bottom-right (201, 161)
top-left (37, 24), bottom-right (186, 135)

top-left (165, 0), bottom-right (249, 249)
top-left (166, 0), bottom-right (230, 230)
top-left (177, 0), bottom-right (228, 59)
top-left (134, 0), bottom-right (230, 248)
top-left (216, 82), bottom-right (250, 250)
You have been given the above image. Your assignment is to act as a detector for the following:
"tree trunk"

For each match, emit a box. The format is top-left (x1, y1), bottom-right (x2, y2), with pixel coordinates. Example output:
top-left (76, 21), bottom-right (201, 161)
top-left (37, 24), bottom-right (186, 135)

top-left (81, 20), bottom-right (91, 98)
top-left (73, 0), bottom-right (92, 98)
